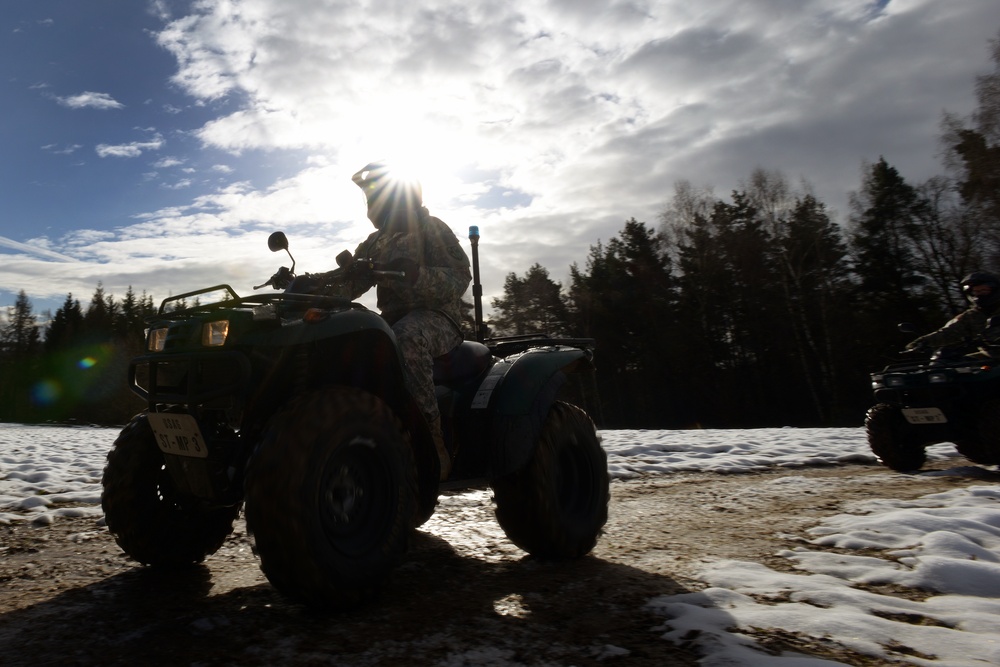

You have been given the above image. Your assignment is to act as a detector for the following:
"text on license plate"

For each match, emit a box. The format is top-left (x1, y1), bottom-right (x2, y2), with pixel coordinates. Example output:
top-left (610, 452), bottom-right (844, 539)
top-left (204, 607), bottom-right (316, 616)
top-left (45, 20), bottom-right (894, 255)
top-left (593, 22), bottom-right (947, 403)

top-left (147, 412), bottom-right (208, 458)
top-left (902, 407), bottom-right (948, 424)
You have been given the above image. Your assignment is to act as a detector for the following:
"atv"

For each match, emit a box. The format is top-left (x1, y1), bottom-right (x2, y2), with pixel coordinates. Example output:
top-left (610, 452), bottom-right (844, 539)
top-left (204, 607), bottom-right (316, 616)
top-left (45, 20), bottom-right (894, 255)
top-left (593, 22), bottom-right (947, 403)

top-left (865, 329), bottom-right (1000, 472)
top-left (101, 227), bottom-right (609, 609)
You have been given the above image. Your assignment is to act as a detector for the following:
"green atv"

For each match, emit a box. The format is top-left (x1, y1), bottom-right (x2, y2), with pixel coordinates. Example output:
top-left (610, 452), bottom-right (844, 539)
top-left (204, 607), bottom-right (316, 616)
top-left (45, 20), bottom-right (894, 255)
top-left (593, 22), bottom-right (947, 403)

top-left (101, 228), bottom-right (609, 608)
top-left (866, 327), bottom-right (1000, 472)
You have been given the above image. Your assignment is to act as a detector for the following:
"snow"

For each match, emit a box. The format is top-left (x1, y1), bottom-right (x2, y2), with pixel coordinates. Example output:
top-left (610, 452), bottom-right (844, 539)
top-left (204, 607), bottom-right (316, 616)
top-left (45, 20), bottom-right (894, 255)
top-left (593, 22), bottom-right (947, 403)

top-left (2, 423), bottom-right (999, 665)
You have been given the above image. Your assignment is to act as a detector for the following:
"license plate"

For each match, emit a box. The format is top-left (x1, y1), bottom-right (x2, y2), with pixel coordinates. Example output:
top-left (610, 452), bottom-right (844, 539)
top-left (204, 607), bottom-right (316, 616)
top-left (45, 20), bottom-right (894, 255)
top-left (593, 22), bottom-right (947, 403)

top-left (148, 412), bottom-right (209, 458)
top-left (902, 407), bottom-right (948, 424)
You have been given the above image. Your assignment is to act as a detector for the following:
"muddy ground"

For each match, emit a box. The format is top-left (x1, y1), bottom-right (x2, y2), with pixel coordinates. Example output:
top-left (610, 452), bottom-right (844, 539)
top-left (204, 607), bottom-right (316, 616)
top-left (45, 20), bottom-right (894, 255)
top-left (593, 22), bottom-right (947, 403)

top-left (0, 460), bottom-right (994, 666)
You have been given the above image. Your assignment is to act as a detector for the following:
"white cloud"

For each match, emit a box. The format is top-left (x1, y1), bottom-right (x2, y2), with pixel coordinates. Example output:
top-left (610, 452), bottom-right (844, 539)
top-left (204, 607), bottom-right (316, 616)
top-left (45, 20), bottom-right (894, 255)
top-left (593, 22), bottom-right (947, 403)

top-left (56, 91), bottom-right (124, 110)
top-left (41, 143), bottom-right (83, 155)
top-left (152, 0), bottom-right (997, 219)
top-left (0, 236), bottom-right (78, 262)
top-left (96, 134), bottom-right (165, 158)
top-left (152, 156), bottom-right (185, 168)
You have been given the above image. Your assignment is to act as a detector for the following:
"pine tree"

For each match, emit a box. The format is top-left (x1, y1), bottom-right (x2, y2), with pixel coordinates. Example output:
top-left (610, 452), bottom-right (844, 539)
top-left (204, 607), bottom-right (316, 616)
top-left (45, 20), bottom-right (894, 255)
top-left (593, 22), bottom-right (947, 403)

top-left (1, 290), bottom-right (41, 356)
top-left (849, 158), bottom-right (931, 320)
top-left (568, 219), bottom-right (678, 427)
top-left (490, 264), bottom-right (570, 336)
top-left (44, 294), bottom-right (84, 351)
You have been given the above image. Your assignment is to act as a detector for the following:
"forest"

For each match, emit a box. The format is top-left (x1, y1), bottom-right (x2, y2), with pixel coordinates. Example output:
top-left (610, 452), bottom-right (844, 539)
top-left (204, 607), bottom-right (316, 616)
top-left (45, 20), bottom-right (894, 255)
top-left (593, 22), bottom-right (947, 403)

top-left (2, 35), bottom-right (999, 428)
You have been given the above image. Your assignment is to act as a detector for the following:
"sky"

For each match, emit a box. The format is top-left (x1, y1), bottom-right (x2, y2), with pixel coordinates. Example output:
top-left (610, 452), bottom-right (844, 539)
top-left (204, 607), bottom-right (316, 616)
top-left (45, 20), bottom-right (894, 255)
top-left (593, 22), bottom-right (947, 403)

top-left (2, 423), bottom-right (999, 665)
top-left (1, 0), bottom-right (999, 321)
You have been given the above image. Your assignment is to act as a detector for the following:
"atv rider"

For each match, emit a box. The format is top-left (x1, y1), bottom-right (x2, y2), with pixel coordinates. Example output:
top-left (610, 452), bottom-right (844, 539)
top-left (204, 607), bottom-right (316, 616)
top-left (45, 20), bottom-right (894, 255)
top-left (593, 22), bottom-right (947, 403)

top-left (905, 271), bottom-right (1000, 354)
top-left (344, 162), bottom-right (471, 480)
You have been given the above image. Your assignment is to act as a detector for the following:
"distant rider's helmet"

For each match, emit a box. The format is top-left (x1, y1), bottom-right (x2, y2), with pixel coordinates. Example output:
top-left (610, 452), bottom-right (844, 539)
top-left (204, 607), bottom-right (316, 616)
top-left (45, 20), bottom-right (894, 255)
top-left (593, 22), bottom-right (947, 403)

top-left (351, 162), bottom-right (423, 230)
top-left (961, 271), bottom-right (1000, 310)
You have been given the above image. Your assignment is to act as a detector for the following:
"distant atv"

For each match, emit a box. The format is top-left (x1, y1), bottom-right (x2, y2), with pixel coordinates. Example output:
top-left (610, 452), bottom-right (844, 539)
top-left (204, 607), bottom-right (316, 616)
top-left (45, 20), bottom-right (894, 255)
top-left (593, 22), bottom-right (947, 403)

top-left (101, 228), bottom-right (609, 609)
top-left (866, 330), bottom-right (1000, 472)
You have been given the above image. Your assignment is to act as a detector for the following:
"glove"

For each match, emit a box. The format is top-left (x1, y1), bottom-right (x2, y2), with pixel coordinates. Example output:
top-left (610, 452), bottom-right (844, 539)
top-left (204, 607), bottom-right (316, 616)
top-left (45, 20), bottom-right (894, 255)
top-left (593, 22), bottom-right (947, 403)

top-left (384, 257), bottom-right (420, 285)
top-left (270, 266), bottom-right (293, 290)
top-left (345, 258), bottom-right (374, 282)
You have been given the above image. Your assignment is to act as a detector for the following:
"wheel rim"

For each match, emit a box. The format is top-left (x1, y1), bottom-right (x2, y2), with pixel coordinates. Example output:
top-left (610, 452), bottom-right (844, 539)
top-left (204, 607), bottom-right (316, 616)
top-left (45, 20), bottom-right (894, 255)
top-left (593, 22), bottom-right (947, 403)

top-left (317, 436), bottom-right (395, 559)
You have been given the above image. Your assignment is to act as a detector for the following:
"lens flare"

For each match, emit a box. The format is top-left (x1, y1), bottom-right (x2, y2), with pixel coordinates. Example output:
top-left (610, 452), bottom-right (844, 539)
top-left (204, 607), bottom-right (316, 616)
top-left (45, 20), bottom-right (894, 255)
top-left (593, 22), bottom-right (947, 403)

top-left (32, 380), bottom-right (62, 406)
top-left (77, 356), bottom-right (98, 369)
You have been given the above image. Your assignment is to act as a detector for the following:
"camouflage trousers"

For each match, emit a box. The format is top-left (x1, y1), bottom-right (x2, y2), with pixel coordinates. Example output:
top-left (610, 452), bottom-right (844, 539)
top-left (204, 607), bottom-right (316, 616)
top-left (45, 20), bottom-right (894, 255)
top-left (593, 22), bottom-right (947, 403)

top-left (391, 310), bottom-right (462, 431)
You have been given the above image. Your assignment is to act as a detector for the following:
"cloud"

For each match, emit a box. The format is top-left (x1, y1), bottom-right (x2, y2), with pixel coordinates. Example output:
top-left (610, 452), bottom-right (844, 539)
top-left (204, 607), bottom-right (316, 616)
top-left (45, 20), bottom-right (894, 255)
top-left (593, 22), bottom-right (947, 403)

top-left (56, 91), bottom-right (124, 110)
top-left (96, 134), bottom-right (165, 158)
top-left (152, 156), bottom-right (185, 168)
top-left (41, 143), bottom-right (83, 155)
top-left (98, 0), bottom-right (986, 300)
top-left (0, 236), bottom-right (79, 263)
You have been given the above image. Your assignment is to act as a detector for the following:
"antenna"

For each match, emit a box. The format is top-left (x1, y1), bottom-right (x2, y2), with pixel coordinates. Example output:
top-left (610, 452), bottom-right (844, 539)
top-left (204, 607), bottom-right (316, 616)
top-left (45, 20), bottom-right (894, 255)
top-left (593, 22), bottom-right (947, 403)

top-left (469, 226), bottom-right (486, 342)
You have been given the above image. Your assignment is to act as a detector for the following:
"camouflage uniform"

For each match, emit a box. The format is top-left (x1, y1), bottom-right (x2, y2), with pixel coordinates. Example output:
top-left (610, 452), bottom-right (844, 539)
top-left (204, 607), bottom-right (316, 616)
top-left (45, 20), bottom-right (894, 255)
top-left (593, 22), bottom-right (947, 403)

top-left (906, 306), bottom-right (998, 350)
top-left (346, 210), bottom-right (471, 436)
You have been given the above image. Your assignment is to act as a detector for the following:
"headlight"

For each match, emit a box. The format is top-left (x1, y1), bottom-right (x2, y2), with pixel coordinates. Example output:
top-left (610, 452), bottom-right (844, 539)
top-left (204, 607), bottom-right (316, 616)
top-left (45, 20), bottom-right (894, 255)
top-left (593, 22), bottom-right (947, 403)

top-left (148, 328), bottom-right (168, 352)
top-left (202, 320), bottom-right (230, 347)
top-left (927, 372), bottom-right (948, 383)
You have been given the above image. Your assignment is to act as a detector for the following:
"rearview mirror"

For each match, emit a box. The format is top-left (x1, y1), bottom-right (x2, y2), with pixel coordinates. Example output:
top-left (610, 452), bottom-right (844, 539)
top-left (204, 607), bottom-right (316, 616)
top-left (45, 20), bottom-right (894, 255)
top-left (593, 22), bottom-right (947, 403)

top-left (267, 232), bottom-right (289, 253)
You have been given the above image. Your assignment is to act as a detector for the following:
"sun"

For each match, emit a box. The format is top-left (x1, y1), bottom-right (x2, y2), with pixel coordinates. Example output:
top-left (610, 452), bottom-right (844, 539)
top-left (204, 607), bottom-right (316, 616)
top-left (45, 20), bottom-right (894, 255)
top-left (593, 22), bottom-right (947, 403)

top-left (343, 100), bottom-right (474, 210)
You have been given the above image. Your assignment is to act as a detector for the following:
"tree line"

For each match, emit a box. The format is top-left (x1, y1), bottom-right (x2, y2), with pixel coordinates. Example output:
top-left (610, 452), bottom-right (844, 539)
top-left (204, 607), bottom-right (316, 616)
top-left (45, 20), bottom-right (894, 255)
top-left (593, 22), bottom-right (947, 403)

top-left (0, 286), bottom-right (158, 424)
top-left (2, 32), bottom-right (999, 428)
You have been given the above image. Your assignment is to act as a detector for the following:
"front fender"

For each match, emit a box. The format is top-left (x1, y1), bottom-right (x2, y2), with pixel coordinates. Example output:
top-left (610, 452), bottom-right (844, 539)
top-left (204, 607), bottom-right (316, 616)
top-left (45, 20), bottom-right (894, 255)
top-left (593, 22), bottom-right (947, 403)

top-left (481, 347), bottom-right (592, 477)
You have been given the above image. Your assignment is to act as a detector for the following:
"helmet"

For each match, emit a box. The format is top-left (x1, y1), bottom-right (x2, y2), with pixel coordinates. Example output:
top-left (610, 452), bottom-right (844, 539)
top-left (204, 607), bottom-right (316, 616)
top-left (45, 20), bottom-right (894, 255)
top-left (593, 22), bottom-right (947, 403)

top-left (961, 271), bottom-right (1000, 309)
top-left (351, 162), bottom-right (423, 230)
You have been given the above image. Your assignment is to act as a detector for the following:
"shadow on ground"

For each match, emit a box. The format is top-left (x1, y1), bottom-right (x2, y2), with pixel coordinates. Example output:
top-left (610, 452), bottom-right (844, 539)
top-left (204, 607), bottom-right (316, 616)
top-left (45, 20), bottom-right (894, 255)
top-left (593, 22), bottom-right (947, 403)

top-left (0, 529), bottom-right (703, 667)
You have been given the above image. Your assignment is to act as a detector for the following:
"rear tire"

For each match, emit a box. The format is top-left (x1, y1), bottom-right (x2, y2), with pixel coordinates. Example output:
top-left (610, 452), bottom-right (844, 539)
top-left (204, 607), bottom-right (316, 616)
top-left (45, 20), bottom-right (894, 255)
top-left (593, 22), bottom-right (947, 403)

top-left (102, 414), bottom-right (241, 567)
top-left (865, 403), bottom-right (927, 472)
top-left (491, 401), bottom-right (609, 559)
top-left (244, 387), bottom-right (417, 609)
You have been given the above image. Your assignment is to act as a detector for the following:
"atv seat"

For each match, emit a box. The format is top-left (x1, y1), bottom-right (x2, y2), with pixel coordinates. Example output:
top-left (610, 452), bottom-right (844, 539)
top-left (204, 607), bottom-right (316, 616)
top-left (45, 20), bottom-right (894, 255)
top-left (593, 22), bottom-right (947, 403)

top-left (433, 341), bottom-right (492, 385)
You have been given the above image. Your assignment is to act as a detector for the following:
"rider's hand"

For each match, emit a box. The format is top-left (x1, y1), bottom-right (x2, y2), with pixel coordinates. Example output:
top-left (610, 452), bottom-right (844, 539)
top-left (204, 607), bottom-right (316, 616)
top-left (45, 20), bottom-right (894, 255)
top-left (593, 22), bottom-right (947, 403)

top-left (345, 259), bottom-right (374, 282)
top-left (271, 266), bottom-right (293, 290)
top-left (384, 257), bottom-right (420, 285)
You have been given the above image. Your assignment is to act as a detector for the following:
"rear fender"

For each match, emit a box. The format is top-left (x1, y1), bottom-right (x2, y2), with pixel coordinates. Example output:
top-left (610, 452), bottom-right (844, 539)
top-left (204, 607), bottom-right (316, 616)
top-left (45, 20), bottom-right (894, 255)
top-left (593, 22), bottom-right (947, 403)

top-left (481, 347), bottom-right (593, 477)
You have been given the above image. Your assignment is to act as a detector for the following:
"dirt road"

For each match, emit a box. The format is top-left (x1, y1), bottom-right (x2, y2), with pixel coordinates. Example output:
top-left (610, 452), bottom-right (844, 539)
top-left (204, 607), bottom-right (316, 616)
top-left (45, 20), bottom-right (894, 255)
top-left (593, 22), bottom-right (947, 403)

top-left (0, 461), bottom-right (991, 666)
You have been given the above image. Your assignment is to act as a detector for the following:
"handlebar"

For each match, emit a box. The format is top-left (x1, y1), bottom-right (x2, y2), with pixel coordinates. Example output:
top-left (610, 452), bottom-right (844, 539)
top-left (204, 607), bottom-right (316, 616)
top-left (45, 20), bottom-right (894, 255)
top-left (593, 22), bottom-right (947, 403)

top-left (254, 266), bottom-right (294, 290)
top-left (252, 260), bottom-right (407, 292)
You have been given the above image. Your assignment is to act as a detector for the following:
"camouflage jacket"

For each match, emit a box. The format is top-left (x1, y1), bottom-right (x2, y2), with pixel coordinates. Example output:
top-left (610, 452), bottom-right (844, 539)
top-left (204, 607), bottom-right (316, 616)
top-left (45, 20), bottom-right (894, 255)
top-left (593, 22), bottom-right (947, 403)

top-left (907, 306), bottom-right (997, 350)
top-left (347, 212), bottom-right (471, 328)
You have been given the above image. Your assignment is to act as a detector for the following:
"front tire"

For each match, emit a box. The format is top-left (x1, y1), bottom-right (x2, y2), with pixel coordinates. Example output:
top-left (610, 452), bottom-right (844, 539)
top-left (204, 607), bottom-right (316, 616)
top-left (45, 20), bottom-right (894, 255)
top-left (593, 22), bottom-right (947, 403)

top-left (866, 403), bottom-right (927, 472)
top-left (244, 387), bottom-right (417, 609)
top-left (102, 414), bottom-right (241, 566)
top-left (491, 401), bottom-right (609, 559)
